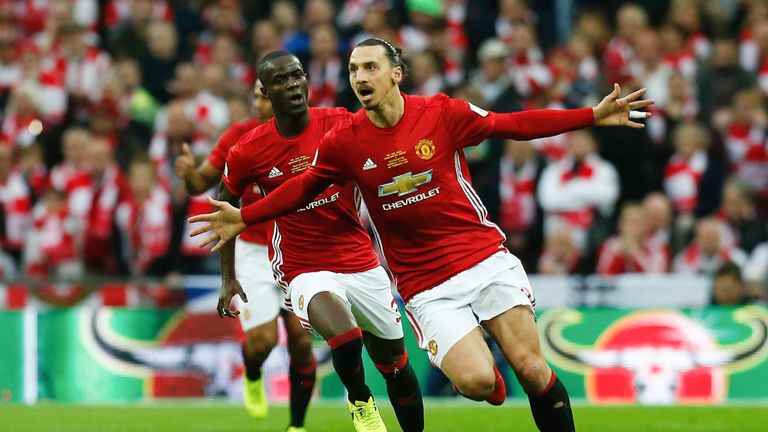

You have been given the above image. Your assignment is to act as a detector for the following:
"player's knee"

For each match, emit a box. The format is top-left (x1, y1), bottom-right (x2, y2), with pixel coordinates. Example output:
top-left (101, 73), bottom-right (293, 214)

top-left (245, 329), bottom-right (278, 359)
top-left (454, 369), bottom-right (496, 400)
top-left (512, 353), bottom-right (549, 391)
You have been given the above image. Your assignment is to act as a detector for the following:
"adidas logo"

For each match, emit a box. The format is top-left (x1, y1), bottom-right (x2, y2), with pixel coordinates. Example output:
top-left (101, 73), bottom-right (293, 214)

top-left (268, 167), bottom-right (283, 178)
top-left (363, 158), bottom-right (378, 171)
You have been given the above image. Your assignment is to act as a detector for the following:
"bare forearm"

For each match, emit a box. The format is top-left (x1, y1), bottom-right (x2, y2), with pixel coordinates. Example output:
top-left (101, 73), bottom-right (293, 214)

top-left (217, 181), bottom-right (241, 278)
top-left (185, 161), bottom-right (223, 195)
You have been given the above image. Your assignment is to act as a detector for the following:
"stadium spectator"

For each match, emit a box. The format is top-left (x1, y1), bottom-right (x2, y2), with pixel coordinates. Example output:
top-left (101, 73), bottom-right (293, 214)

top-left (498, 139), bottom-right (543, 268)
top-left (537, 130), bottom-right (619, 254)
top-left (711, 262), bottom-right (748, 305)
top-left (408, 50), bottom-right (445, 96)
top-left (595, 203), bottom-right (668, 275)
top-left (307, 24), bottom-right (344, 107)
top-left (50, 126), bottom-right (89, 192)
top-left (697, 37), bottom-right (753, 123)
top-left (663, 121), bottom-right (717, 237)
top-left (718, 178), bottom-right (768, 254)
top-left (467, 38), bottom-right (518, 112)
top-left (24, 189), bottom-right (80, 279)
top-left (140, 20), bottom-right (183, 104)
top-left (604, 4), bottom-right (648, 87)
top-left (116, 157), bottom-right (171, 276)
top-left (642, 192), bottom-right (675, 253)
top-left (0, 142), bottom-right (32, 265)
top-left (73, 136), bottom-right (131, 275)
top-left (537, 225), bottom-right (581, 275)
top-left (744, 242), bottom-right (768, 302)
top-left (673, 217), bottom-right (748, 275)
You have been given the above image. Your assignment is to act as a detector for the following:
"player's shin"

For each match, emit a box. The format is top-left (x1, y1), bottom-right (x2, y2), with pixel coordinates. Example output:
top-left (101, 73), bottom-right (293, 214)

top-left (526, 370), bottom-right (575, 432)
top-left (242, 343), bottom-right (267, 381)
top-left (288, 358), bottom-right (317, 427)
top-left (374, 349), bottom-right (424, 432)
top-left (328, 327), bottom-right (373, 403)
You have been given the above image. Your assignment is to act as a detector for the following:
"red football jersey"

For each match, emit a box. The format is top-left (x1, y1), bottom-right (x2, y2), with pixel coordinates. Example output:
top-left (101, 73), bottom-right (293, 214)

top-left (223, 107), bottom-right (379, 287)
top-left (311, 94), bottom-right (510, 302)
top-left (208, 118), bottom-right (268, 244)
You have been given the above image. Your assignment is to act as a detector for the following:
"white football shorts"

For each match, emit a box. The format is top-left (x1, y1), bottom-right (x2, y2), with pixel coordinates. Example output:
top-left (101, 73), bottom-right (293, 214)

top-left (288, 265), bottom-right (404, 340)
top-left (404, 251), bottom-right (536, 368)
top-left (235, 238), bottom-right (285, 331)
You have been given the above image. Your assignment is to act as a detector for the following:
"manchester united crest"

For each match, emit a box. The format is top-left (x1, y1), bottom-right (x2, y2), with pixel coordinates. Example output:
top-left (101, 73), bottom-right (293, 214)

top-left (298, 295), bottom-right (305, 310)
top-left (428, 339), bottom-right (438, 357)
top-left (415, 139), bottom-right (435, 160)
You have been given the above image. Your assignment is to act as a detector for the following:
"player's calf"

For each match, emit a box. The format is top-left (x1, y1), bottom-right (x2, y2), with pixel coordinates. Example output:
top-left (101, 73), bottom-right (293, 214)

top-left (526, 370), bottom-right (575, 432)
top-left (374, 349), bottom-right (424, 432)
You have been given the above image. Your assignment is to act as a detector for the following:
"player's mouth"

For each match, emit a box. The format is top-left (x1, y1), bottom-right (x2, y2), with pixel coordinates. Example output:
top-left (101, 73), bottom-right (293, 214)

top-left (287, 92), bottom-right (304, 105)
top-left (358, 87), bottom-right (374, 103)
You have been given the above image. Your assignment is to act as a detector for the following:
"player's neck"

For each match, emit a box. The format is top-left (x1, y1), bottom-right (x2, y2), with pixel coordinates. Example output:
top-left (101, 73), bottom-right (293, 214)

top-left (366, 91), bottom-right (404, 128)
top-left (274, 110), bottom-right (310, 138)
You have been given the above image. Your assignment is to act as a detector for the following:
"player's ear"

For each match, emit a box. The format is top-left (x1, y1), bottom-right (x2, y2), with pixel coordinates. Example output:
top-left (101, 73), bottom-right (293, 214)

top-left (260, 86), bottom-right (269, 97)
top-left (392, 65), bottom-right (403, 84)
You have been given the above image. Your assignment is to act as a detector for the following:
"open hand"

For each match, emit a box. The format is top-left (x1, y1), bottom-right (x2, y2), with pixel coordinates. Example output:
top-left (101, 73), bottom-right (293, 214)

top-left (593, 83), bottom-right (654, 128)
top-left (188, 197), bottom-right (246, 252)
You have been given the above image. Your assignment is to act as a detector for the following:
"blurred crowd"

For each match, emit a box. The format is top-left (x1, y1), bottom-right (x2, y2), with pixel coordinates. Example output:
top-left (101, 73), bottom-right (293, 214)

top-left (0, 0), bottom-right (766, 304)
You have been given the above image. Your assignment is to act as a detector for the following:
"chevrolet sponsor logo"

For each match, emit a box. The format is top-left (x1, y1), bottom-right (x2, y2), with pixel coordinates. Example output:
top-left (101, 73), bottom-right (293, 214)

top-left (378, 170), bottom-right (433, 197)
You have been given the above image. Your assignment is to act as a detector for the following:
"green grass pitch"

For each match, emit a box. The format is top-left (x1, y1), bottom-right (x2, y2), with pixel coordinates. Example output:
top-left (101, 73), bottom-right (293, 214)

top-left (1, 401), bottom-right (767, 432)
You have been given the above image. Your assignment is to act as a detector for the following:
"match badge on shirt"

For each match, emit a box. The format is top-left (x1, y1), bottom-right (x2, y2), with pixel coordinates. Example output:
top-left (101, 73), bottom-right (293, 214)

top-left (428, 339), bottom-right (438, 357)
top-left (298, 295), bottom-right (305, 311)
top-left (415, 139), bottom-right (435, 160)
top-left (363, 158), bottom-right (378, 170)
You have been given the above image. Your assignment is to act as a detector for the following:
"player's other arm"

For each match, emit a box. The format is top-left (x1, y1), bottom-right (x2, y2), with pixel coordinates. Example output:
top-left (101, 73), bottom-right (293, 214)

top-left (215, 180), bottom-right (248, 318)
top-left (487, 84), bottom-right (654, 140)
top-left (174, 143), bottom-right (221, 194)
top-left (189, 170), bottom-right (332, 252)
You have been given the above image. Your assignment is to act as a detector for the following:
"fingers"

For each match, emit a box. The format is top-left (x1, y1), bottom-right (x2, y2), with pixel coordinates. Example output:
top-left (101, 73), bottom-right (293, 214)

top-left (189, 223), bottom-right (213, 237)
top-left (182, 142), bottom-right (193, 156)
top-left (198, 234), bottom-right (220, 248)
top-left (211, 238), bottom-right (229, 253)
top-left (622, 87), bottom-right (647, 102)
top-left (188, 213), bottom-right (216, 224)
top-left (238, 287), bottom-right (248, 303)
top-left (217, 299), bottom-right (225, 318)
top-left (626, 121), bottom-right (646, 129)
top-left (221, 306), bottom-right (239, 318)
top-left (628, 99), bottom-right (655, 110)
top-left (611, 83), bottom-right (621, 98)
top-left (207, 196), bottom-right (227, 209)
top-left (629, 110), bottom-right (652, 119)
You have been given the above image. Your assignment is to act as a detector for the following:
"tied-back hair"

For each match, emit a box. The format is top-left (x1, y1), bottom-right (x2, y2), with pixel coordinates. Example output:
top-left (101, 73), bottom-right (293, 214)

top-left (355, 38), bottom-right (408, 74)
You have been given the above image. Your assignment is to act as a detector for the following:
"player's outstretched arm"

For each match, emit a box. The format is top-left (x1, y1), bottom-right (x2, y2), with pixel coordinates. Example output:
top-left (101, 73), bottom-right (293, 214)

top-left (486, 83), bottom-right (653, 141)
top-left (188, 170), bottom-right (332, 252)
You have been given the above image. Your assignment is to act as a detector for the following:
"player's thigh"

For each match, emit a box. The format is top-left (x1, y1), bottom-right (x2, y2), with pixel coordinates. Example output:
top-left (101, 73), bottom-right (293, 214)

top-left (476, 267), bottom-right (549, 387)
top-left (439, 327), bottom-right (496, 389)
top-left (235, 240), bottom-right (282, 330)
top-left (343, 266), bottom-right (403, 340)
top-left (404, 286), bottom-right (482, 369)
top-left (289, 270), bottom-right (355, 334)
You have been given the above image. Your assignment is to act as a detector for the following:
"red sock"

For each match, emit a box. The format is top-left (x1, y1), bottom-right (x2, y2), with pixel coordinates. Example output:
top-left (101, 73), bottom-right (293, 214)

top-left (485, 365), bottom-right (506, 406)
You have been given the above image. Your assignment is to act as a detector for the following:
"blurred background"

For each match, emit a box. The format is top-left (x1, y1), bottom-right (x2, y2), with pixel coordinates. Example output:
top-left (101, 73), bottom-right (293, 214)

top-left (0, 0), bottom-right (766, 411)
